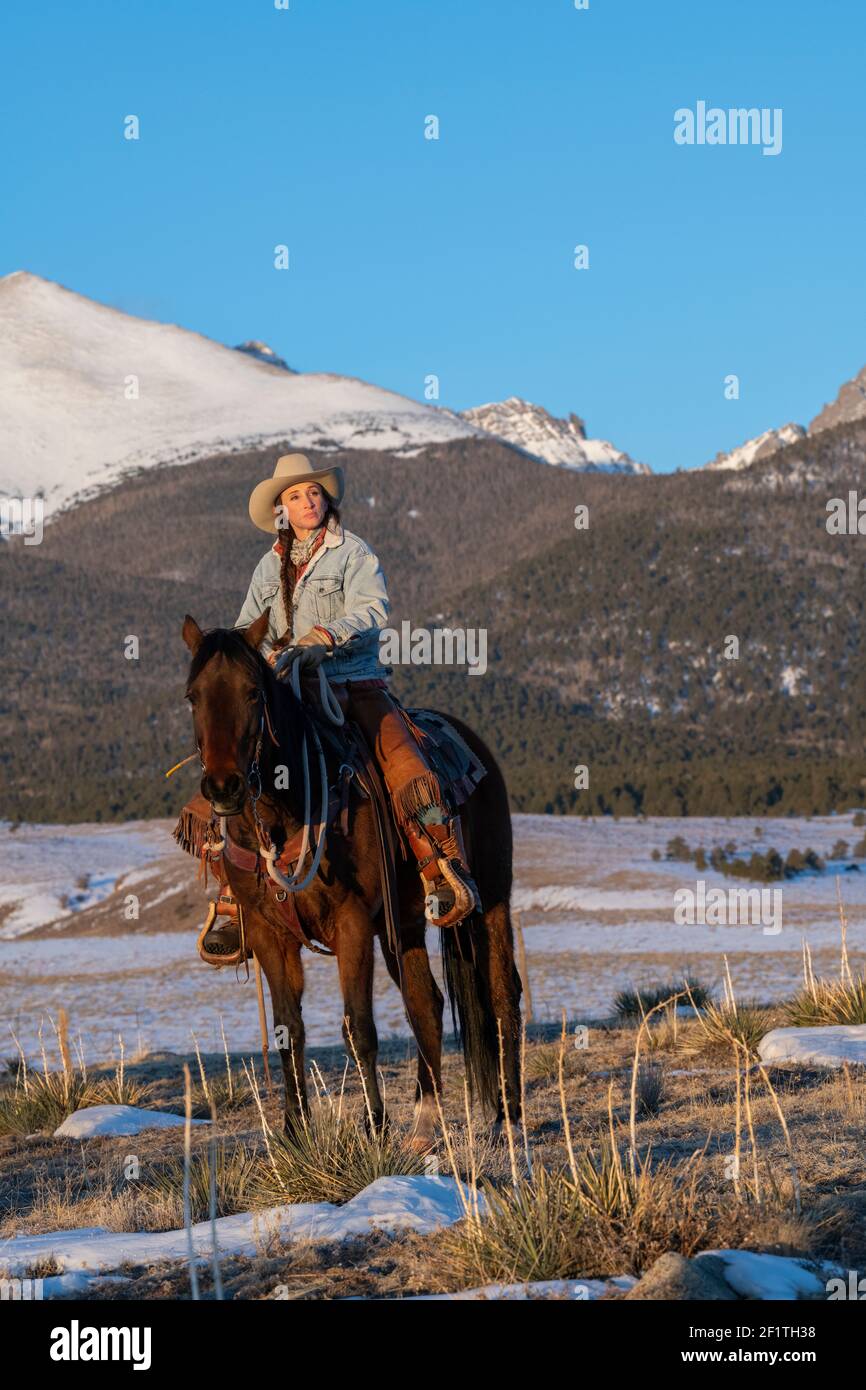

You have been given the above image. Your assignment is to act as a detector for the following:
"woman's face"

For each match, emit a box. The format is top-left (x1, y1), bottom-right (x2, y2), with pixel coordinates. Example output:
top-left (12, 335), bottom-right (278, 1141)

top-left (276, 481), bottom-right (327, 533)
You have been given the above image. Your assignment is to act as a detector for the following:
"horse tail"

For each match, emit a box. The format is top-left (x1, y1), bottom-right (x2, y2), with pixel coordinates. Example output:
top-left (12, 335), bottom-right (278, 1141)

top-left (417, 708), bottom-right (522, 1117)
top-left (441, 915), bottom-right (503, 1116)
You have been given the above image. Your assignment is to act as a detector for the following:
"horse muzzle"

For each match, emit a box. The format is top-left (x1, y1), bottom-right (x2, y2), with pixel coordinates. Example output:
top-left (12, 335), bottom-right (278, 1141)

top-left (201, 771), bottom-right (247, 817)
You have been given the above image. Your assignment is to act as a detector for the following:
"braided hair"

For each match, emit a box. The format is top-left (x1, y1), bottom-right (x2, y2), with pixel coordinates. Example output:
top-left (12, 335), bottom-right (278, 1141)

top-left (273, 498), bottom-right (341, 653)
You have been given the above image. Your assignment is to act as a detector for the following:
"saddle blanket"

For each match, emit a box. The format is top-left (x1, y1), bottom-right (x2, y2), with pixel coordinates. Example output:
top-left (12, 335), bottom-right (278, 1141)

top-left (403, 708), bottom-right (487, 809)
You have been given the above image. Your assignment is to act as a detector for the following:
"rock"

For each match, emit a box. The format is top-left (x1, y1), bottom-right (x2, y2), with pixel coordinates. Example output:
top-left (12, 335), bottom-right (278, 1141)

top-left (624, 1252), bottom-right (738, 1300)
top-left (809, 364), bottom-right (866, 433)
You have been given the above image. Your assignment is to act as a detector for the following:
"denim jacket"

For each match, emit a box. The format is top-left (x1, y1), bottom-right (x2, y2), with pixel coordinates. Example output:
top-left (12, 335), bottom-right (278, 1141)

top-left (235, 517), bottom-right (393, 683)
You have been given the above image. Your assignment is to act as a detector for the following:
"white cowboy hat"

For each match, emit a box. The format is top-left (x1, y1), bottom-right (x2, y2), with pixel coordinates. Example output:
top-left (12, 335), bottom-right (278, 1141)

top-left (248, 454), bottom-right (345, 533)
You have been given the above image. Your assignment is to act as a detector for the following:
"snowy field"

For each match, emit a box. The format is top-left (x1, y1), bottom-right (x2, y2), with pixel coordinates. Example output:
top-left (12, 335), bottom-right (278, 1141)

top-left (2, 812), bottom-right (865, 1062)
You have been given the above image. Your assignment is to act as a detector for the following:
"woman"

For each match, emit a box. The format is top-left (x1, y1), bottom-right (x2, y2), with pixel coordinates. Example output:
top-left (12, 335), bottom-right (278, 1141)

top-left (202, 453), bottom-right (479, 957)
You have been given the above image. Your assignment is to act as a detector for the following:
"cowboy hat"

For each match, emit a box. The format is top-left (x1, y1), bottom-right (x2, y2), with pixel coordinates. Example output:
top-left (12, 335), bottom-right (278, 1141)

top-left (248, 454), bottom-right (345, 533)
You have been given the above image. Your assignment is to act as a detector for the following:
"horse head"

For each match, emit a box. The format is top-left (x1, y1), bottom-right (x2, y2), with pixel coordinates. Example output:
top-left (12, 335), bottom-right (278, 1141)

top-left (182, 610), bottom-right (272, 816)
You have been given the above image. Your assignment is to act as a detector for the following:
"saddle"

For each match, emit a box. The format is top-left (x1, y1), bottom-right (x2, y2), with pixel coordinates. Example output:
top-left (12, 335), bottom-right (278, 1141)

top-left (173, 707), bottom-right (486, 959)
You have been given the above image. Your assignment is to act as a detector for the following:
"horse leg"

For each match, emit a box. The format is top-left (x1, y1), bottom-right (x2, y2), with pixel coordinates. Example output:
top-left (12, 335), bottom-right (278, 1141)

top-left (378, 921), bottom-right (443, 1149)
top-left (337, 907), bottom-right (385, 1133)
top-left (249, 928), bottom-right (308, 1135)
top-left (481, 901), bottom-right (523, 1132)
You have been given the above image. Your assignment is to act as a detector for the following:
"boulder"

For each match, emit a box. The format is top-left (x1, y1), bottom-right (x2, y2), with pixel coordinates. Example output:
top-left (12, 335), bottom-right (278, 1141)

top-left (624, 1251), bottom-right (738, 1300)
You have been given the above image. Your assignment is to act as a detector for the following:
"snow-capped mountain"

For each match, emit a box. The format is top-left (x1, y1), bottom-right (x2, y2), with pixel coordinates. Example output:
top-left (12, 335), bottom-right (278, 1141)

top-left (0, 272), bottom-right (484, 514)
top-left (460, 397), bottom-right (650, 474)
top-left (810, 363), bottom-right (866, 433)
top-left (704, 422), bottom-right (806, 472)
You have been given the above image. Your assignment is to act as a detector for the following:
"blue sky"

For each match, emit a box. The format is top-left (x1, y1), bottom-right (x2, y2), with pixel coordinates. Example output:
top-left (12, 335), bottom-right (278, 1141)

top-left (3, 0), bottom-right (864, 472)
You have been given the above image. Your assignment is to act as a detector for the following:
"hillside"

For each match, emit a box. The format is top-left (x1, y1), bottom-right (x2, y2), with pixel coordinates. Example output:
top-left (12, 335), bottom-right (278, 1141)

top-left (3, 418), bottom-right (866, 822)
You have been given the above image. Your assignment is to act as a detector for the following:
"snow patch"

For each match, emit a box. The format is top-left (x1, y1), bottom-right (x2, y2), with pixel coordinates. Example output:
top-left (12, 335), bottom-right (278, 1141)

top-left (696, 1250), bottom-right (833, 1301)
top-left (704, 423), bottom-right (806, 472)
top-left (758, 1024), bottom-right (866, 1069)
top-left (54, 1104), bottom-right (209, 1138)
top-left (410, 1275), bottom-right (636, 1300)
top-left (0, 1176), bottom-right (477, 1277)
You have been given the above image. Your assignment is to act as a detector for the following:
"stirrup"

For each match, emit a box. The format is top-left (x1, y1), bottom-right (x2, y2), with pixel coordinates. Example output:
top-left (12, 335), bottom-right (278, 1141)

top-left (197, 898), bottom-right (249, 970)
top-left (421, 817), bottom-right (480, 928)
top-left (423, 861), bottom-right (479, 927)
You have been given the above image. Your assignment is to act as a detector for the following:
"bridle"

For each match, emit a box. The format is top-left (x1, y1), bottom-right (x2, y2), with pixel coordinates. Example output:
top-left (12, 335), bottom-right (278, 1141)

top-left (197, 659), bottom-right (340, 897)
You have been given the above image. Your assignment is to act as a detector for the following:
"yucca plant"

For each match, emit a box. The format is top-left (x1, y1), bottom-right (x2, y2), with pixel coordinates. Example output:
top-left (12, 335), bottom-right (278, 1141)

top-left (683, 999), bottom-right (768, 1059)
top-left (140, 1140), bottom-right (261, 1227)
top-left (614, 977), bottom-right (710, 1022)
top-left (782, 975), bottom-right (866, 1027)
top-left (189, 1070), bottom-right (252, 1119)
top-left (574, 1140), bottom-right (720, 1270)
top-left (524, 1043), bottom-right (586, 1082)
top-left (253, 1102), bottom-right (428, 1207)
top-left (440, 1165), bottom-right (586, 1287)
top-left (92, 1072), bottom-right (152, 1108)
top-left (0, 1068), bottom-right (96, 1136)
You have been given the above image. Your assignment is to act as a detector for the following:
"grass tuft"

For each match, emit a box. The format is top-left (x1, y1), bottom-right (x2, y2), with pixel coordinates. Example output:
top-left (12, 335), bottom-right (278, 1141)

top-left (253, 1104), bottom-right (429, 1208)
top-left (0, 1069), bottom-right (95, 1136)
top-left (614, 978), bottom-right (711, 1022)
top-left (782, 975), bottom-right (866, 1027)
top-left (140, 1141), bottom-right (261, 1227)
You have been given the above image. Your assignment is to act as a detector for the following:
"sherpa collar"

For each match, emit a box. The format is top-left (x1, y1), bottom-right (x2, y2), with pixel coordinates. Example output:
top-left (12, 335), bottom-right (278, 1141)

top-left (271, 514), bottom-right (344, 560)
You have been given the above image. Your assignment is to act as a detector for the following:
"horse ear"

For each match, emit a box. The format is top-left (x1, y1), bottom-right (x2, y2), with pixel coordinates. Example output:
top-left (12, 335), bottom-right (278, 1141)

top-left (243, 608), bottom-right (271, 651)
top-left (182, 614), bottom-right (204, 654)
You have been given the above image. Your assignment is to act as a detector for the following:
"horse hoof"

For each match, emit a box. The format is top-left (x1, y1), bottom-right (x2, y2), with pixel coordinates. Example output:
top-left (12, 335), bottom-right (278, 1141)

top-left (364, 1112), bottom-right (389, 1140)
top-left (406, 1132), bottom-right (436, 1156)
top-left (489, 1118), bottom-right (523, 1148)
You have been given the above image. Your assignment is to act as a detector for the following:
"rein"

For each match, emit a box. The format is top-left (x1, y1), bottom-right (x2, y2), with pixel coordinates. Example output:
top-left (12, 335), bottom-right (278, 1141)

top-left (177, 657), bottom-right (347, 898)
top-left (174, 646), bottom-right (362, 958)
top-left (240, 664), bottom-right (331, 894)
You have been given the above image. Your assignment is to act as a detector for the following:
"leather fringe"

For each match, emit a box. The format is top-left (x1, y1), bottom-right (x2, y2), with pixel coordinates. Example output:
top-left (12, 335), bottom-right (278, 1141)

top-left (173, 806), bottom-right (216, 859)
top-left (391, 771), bottom-right (445, 827)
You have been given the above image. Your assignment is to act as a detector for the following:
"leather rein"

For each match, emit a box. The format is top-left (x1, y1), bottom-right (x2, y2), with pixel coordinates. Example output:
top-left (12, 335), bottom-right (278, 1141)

top-left (197, 675), bottom-right (350, 957)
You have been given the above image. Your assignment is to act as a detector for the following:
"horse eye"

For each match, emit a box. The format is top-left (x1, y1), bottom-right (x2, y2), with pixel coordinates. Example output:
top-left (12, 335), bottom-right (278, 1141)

top-left (246, 688), bottom-right (259, 703)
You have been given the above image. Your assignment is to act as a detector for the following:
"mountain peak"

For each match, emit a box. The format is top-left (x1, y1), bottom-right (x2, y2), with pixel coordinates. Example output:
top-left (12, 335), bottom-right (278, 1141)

top-left (704, 422), bottom-right (806, 472)
top-left (461, 396), bottom-right (650, 474)
top-left (810, 364), bottom-right (866, 433)
top-left (0, 269), bottom-right (65, 294)
top-left (0, 275), bottom-right (482, 515)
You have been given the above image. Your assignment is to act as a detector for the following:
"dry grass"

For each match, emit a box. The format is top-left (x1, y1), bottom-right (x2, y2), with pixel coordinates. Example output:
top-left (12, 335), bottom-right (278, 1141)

top-left (140, 1140), bottom-right (261, 1227)
top-left (3, 968), bottom-right (866, 1298)
top-left (614, 977), bottom-right (711, 1021)
top-left (252, 1102), bottom-right (429, 1207)
top-left (783, 975), bottom-right (866, 1027)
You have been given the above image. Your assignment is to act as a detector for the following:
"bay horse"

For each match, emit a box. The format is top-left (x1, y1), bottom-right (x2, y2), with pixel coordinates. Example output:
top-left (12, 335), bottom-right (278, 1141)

top-left (181, 610), bottom-right (522, 1146)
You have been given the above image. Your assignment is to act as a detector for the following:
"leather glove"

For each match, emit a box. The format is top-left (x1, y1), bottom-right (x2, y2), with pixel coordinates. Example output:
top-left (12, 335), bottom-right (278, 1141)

top-left (274, 634), bottom-right (331, 680)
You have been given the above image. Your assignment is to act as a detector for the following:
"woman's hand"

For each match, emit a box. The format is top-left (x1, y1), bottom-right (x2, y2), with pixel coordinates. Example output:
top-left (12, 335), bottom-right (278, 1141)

top-left (273, 631), bottom-right (332, 679)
